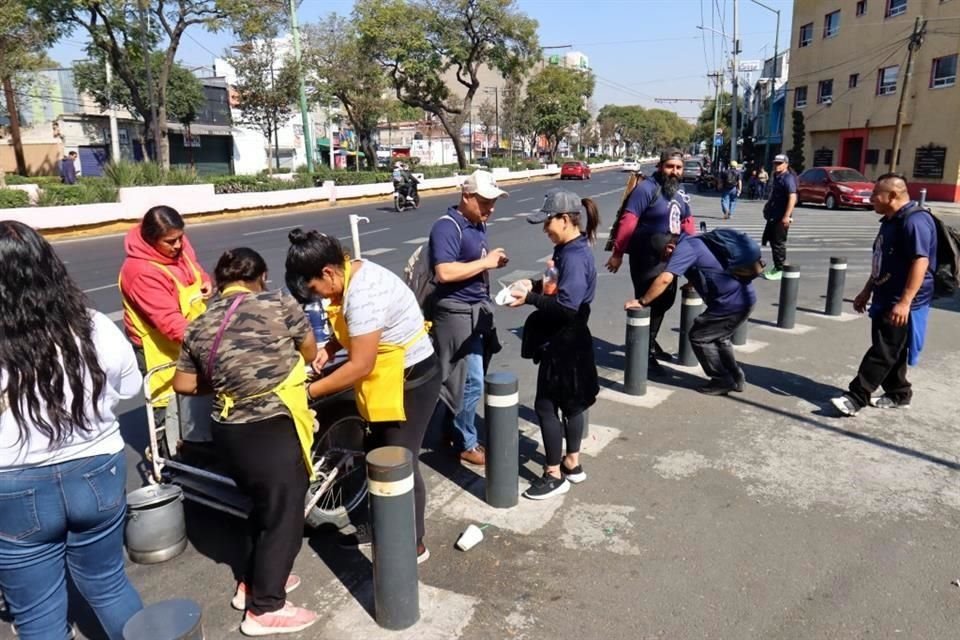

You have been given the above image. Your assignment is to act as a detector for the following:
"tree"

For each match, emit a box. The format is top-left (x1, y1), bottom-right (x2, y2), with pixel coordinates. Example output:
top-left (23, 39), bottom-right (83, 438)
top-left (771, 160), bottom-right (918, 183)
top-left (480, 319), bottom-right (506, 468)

top-left (225, 39), bottom-right (298, 174)
top-left (476, 99), bottom-right (497, 156)
top-left (596, 104), bottom-right (692, 158)
top-left (523, 66), bottom-right (594, 161)
top-left (498, 82), bottom-right (521, 158)
top-left (302, 14), bottom-right (387, 171)
top-left (355, 0), bottom-right (538, 169)
top-left (31, 0), bottom-right (282, 167)
top-left (74, 52), bottom-right (205, 154)
top-left (788, 110), bottom-right (806, 172)
top-left (691, 91), bottom-right (744, 161)
top-left (0, 0), bottom-right (61, 178)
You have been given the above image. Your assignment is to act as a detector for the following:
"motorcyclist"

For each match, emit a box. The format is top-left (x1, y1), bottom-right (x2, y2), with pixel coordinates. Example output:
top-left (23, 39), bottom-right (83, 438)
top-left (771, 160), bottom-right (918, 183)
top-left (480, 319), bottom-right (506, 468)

top-left (393, 162), bottom-right (418, 203)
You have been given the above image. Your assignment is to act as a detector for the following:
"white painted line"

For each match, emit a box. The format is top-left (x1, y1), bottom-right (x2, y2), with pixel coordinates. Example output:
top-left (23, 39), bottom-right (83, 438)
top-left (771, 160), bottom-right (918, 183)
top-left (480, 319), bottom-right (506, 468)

top-left (242, 224), bottom-right (301, 237)
top-left (107, 310), bottom-right (124, 322)
top-left (404, 236), bottom-right (429, 244)
top-left (517, 197), bottom-right (535, 202)
top-left (84, 283), bottom-right (117, 293)
top-left (361, 247), bottom-right (395, 256)
top-left (485, 221), bottom-right (497, 227)
top-left (597, 232), bottom-right (610, 238)
top-left (733, 339), bottom-right (769, 353)
top-left (441, 476), bottom-right (567, 534)
top-left (590, 188), bottom-right (624, 197)
top-left (337, 227), bottom-right (391, 241)
top-left (802, 311), bottom-right (862, 322)
top-left (597, 384), bottom-right (675, 408)
top-left (780, 248), bottom-right (873, 252)
top-left (754, 322), bottom-right (817, 335)
top-left (514, 212), bottom-right (531, 219)
top-left (537, 254), bottom-right (553, 263)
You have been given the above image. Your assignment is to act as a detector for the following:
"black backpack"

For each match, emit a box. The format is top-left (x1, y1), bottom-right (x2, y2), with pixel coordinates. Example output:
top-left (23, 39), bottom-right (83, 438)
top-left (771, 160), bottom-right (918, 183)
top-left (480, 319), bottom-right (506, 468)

top-left (724, 167), bottom-right (739, 189)
top-left (903, 205), bottom-right (960, 297)
top-left (699, 229), bottom-right (764, 281)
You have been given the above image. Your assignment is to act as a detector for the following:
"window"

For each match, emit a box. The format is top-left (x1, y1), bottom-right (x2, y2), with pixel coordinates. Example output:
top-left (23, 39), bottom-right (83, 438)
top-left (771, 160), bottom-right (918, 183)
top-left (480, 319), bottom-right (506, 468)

top-left (865, 149), bottom-right (880, 165)
top-left (883, 149), bottom-right (901, 165)
top-left (931, 54), bottom-right (958, 88)
top-left (878, 65), bottom-right (899, 95)
top-left (824, 10), bottom-right (841, 37)
top-left (849, 73), bottom-right (860, 88)
top-left (856, 0), bottom-right (868, 16)
top-left (795, 86), bottom-right (808, 108)
top-left (818, 79), bottom-right (834, 103)
top-left (799, 23), bottom-right (814, 47)
top-left (886, 0), bottom-right (907, 17)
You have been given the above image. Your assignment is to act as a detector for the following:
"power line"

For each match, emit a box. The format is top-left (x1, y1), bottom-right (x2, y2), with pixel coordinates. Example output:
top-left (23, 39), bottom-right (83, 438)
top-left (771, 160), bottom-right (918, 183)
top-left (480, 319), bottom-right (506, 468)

top-left (787, 34), bottom-right (912, 82)
top-left (185, 31), bottom-right (219, 59)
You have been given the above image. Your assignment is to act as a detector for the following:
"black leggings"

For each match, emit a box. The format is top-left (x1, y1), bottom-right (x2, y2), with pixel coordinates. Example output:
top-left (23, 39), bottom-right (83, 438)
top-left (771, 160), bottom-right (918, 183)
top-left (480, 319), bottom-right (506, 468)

top-left (364, 355), bottom-right (441, 543)
top-left (533, 364), bottom-right (586, 468)
top-left (629, 249), bottom-right (678, 355)
top-left (212, 415), bottom-right (309, 616)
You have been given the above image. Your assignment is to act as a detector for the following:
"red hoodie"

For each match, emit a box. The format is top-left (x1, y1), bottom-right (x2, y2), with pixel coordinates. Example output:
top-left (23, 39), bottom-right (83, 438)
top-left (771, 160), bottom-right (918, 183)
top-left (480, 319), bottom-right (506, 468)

top-left (119, 224), bottom-right (211, 346)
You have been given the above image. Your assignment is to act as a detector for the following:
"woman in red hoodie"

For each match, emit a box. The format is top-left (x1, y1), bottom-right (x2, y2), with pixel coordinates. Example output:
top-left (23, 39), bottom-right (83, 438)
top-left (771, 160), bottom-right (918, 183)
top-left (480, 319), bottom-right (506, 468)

top-left (119, 206), bottom-right (211, 437)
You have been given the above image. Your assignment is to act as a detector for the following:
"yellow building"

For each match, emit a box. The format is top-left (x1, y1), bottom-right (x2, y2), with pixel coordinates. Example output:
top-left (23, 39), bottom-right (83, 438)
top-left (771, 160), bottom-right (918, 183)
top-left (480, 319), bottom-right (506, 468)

top-left (789, 0), bottom-right (960, 201)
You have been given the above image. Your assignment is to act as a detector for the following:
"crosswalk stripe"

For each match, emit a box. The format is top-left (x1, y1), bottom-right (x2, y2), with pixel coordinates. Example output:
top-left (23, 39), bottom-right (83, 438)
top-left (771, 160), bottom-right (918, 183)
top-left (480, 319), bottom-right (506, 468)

top-left (361, 247), bottom-right (395, 256)
top-left (404, 237), bottom-right (429, 244)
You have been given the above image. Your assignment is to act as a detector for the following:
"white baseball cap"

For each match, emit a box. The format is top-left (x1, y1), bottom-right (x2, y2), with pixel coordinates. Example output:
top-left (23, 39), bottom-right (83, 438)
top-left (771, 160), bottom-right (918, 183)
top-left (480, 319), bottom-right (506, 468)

top-left (462, 170), bottom-right (508, 200)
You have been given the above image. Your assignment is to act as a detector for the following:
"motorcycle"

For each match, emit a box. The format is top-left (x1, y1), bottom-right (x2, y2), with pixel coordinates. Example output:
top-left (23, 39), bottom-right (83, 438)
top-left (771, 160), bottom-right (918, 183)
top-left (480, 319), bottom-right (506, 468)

top-left (393, 177), bottom-right (421, 212)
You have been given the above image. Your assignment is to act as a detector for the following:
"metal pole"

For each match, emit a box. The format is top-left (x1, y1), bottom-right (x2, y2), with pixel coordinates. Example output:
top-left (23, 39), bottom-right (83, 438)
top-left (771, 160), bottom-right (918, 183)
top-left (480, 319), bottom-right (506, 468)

top-left (624, 306), bottom-right (650, 396)
top-left (484, 372), bottom-right (519, 508)
top-left (777, 264), bottom-right (801, 328)
top-left (348, 214), bottom-right (368, 259)
top-left (762, 10), bottom-right (780, 170)
top-left (138, 0), bottom-right (162, 164)
top-left (730, 0), bottom-right (740, 163)
top-left (270, 65), bottom-right (280, 171)
top-left (105, 60), bottom-right (121, 162)
top-left (709, 72), bottom-right (722, 168)
top-left (289, 0), bottom-right (315, 173)
top-left (366, 446), bottom-right (420, 630)
top-left (890, 16), bottom-right (925, 173)
top-left (678, 288), bottom-right (705, 367)
top-left (494, 87), bottom-right (500, 155)
top-left (328, 101), bottom-right (336, 171)
top-left (732, 318), bottom-right (749, 346)
top-left (825, 257), bottom-right (847, 316)
top-left (919, 188), bottom-right (927, 207)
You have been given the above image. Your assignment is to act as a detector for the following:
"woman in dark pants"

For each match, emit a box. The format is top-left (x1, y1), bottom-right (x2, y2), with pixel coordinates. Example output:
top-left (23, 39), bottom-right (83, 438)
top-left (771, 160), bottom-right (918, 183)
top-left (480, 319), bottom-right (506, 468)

top-left (285, 229), bottom-right (440, 562)
top-left (173, 248), bottom-right (319, 636)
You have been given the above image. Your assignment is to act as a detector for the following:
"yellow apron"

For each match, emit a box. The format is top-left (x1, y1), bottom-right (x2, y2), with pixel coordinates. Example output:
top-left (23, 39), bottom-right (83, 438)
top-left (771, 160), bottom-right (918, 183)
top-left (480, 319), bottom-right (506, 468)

top-left (326, 260), bottom-right (428, 423)
top-left (214, 286), bottom-right (317, 480)
top-left (120, 254), bottom-right (207, 407)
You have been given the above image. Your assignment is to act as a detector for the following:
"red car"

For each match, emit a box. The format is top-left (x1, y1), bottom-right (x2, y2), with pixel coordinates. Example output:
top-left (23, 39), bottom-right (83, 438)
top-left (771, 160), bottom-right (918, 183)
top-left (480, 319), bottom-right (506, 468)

top-left (560, 161), bottom-right (591, 180)
top-left (796, 166), bottom-right (875, 210)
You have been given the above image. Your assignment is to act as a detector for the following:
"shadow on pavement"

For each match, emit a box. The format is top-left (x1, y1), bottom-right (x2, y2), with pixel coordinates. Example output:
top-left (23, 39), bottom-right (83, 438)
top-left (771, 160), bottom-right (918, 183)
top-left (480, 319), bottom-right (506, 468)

top-left (119, 407), bottom-right (153, 485)
top-left (740, 362), bottom-right (839, 400)
top-left (181, 502), bottom-right (250, 583)
top-left (306, 535), bottom-right (375, 620)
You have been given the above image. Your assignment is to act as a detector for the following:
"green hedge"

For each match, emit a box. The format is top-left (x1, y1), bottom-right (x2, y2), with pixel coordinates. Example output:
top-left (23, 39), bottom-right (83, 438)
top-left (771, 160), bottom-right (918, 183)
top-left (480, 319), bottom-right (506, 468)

top-left (4, 175), bottom-right (63, 186)
top-left (0, 189), bottom-right (31, 208)
top-left (211, 174), bottom-right (313, 194)
top-left (37, 183), bottom-right (119, 206)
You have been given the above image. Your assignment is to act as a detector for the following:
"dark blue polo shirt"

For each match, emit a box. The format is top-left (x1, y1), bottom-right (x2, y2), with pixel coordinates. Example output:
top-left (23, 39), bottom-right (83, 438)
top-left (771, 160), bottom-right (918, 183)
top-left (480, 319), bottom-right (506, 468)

top-left (623, 177), bottom-right (691, 252)
top-left (666, 236), bottom-right (756, 315)
top-left (869, 202), bottom-right (937, 317)
top-left (429, 206), bottom-right (489, 304)
top-left (553, 234), bottom-right (596, 311)
top-left (765, 170), bottom-right (798, 220)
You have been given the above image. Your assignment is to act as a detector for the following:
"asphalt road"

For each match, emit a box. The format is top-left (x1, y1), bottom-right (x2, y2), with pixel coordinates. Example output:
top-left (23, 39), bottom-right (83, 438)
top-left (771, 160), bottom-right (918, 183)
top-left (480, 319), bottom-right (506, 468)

top-left (14, 168), bottom-right (960, 639)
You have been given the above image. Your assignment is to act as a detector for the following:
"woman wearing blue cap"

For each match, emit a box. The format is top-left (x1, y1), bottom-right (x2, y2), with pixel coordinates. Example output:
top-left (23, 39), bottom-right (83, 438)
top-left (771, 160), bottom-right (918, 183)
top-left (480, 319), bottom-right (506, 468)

top-left (507, 190), bottom-right (601, 500)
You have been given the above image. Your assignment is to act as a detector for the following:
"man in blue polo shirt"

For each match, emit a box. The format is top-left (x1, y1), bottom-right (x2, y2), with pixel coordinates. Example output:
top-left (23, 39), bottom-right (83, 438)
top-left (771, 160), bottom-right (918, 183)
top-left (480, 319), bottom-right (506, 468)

top-left (761, 154), bottom-right (798, 280)
top-left (428, 170), bottom-right (509, 465)
top-left (626, 232), bottom-right (756, 395)
top-left (831, 174), bottom-right (937, 416)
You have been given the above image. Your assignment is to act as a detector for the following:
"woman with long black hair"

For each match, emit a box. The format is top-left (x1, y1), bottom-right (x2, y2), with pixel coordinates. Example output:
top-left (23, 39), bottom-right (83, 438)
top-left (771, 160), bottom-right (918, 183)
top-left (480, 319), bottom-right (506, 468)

top-left (509, 190), bottom-right (601, 500)
top-left (0, 221), bottom-right (144, 639)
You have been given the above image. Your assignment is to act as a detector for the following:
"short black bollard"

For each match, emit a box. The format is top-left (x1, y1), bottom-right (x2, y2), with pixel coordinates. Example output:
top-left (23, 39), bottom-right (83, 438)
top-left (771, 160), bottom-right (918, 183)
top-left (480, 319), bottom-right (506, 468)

top-left (484, 372), bottom-right (519, 509)
top-left (367, 446), bottom-right (419, 630)
top-left (624, 306), bottom-right (650, 395)
top-left (825, 256), bottom-right (847, 316)
top-left (777, 264), bottom-right (801, 329)
top-left (732, 316), bottom-right (749, 346)
top-left (919, 188), bottom-right (927, 208)
top-left (122, 599), bottom-right (203, 640)
top-left (678, 288), bottom-right (704, 367)
top-left (699, 220), bottom-right (707, 233)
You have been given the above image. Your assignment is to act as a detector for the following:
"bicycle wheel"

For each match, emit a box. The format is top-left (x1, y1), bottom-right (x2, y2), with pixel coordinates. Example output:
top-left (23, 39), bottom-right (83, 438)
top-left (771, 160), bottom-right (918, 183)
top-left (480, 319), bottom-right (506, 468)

top-left (304, 403), bottom-right (368, 530)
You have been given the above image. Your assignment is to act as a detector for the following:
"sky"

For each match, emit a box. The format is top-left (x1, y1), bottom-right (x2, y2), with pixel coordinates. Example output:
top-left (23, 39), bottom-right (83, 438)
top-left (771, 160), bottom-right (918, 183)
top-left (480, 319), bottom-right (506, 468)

top-left (48, 0), bottom-right (794, 122)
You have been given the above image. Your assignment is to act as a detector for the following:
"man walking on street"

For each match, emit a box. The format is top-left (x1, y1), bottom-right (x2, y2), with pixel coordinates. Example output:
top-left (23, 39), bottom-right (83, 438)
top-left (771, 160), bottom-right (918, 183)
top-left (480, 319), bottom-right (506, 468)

top-left (429, 171), bottom-right (509, 465)
top-left (626, 231), bottom-right (757, 395)
top-left (720, 160), bottom-right (741, 220)
top-left (831, 174), bottom-right (937, 416)
top-left (60, 151), bottom-right (78, 185)
top-left (761, 154), bottom-right (798, 280)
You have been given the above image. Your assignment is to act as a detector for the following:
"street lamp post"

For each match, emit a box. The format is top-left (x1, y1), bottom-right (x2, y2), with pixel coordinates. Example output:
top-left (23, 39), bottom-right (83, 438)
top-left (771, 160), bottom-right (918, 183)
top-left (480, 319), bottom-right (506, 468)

top-left (749, 0), bottom-right (781, 170)
top-left (288, 0), bottom-right (314, 173)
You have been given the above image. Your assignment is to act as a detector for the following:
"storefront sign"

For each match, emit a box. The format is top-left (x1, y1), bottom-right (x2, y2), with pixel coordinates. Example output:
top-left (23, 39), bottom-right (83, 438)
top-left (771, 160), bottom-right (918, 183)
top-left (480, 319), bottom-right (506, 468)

top-left (813, 147), bottom-right (834, 167)
top-left (913, 144), bottom-right (946, 179)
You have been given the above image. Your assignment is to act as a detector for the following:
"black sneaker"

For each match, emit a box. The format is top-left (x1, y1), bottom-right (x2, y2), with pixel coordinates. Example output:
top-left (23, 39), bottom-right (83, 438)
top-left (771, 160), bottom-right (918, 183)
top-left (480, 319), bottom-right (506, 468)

top-left (870, 394), bottom-right (911, 410)
top-left (697, 379), bottom-right (736, 396)
top-left (523, 472), bottom-right (569, 500)
top-left (732, 368), bottom-right (746, 393)
top-left (338, 523), bottom-right (372, 549)
top-left (652, 342), bottom-right (672, 362)
top-left (648, 358), bottom-right (667, 377)
top-left (561, 462), bottom-right (587, 484)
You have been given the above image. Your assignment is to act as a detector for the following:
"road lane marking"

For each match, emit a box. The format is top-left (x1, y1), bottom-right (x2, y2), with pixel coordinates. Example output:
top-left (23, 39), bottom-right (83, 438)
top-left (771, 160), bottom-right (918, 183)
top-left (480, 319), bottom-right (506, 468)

top-left (242, 224), bottom-right (302, 237)
top-left (107, 310), bottom-right (124, 322)
top-left (336, 227), bottom-right (391, 241)
top-left (404, 236), bottom-right (429, 244)
top-left (517, 197), bottom-right (535, 202)
top-left (537, 254), bottom-right (553, 263)
top-left (84, 283), bottom-right (117, 293)
top-left (361, 247), bottom-right (395, 256)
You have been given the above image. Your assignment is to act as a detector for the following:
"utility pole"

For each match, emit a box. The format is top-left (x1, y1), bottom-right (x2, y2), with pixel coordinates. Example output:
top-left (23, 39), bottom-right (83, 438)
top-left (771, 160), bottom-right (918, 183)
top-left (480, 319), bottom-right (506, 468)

top-left (730, 0), bottom-right (740, 163)
top-left (749, 0), bottom-right (780, 170)
top-left (138, 0), bottom-right (162, 164)
top-left (890, 15), bottom-right (926, 173)
top-left (105, 60), bottom-right (121, 162)
top-left (708, 71), bottom-right (724, 167)
top-left (289, 0), bottom-right (314, 173)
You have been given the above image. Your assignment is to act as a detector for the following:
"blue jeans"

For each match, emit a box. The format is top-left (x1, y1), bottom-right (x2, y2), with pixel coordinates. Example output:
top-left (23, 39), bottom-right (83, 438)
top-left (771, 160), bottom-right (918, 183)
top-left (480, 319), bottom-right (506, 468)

top-left (721, 188), bottom-right (739, 217)
top-left (430, 334), bottom-right (483, 451)
top-left (0, 452), bottom-right (143, 639)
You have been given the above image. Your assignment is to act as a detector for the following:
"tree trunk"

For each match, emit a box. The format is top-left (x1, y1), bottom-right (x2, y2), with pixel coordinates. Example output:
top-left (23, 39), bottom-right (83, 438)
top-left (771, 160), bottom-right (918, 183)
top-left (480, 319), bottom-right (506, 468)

top-left (361, 139), bottom-right (377, 171)
top-left (437, 114), bottom-right (468, 169)
top-left (157, 104), bottom-right (170, 169)
top-left (2, 76), bottom-right (28, 176)
top-left (265, 130), bottom-right (273, 176)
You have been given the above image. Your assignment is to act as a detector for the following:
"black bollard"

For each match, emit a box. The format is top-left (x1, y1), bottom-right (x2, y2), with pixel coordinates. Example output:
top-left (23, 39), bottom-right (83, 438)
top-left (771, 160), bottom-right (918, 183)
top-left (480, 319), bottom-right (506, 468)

top-left (732, 316), bottom-right (749, 346)
top-left (678, 288), bottom-right (704, 367)
top-left (367, 446), bottom-right (419, 630)
top-left (825, 257), bottom-right (847, 316)
top-left (699, 220), bottom-right (707, 233)
top-left (484, 372), bottom-right (519, 509)
top-left (777, 264), bottom-right (801, 329)
top-left (624, 306), bottom-right (650, 395)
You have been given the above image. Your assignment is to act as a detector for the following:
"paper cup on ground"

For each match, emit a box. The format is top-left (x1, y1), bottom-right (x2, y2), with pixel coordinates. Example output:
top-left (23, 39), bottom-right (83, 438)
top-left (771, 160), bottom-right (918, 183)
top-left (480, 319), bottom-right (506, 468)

top-left (456, 524), bottom-right (484, 551)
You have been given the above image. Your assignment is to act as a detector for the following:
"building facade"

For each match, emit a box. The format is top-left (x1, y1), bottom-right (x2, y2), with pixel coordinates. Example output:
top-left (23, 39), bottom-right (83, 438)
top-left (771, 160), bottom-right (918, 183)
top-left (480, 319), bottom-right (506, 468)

top-left (752, 51), bottom-right (790, 167)
top-left (789, 0), bottom-right (960, 201)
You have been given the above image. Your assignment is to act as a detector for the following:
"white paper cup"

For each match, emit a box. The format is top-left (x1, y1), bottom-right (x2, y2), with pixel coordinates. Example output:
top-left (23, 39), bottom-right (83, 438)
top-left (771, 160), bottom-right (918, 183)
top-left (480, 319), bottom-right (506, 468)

top-left (455, 524), bottom-right (484, 551)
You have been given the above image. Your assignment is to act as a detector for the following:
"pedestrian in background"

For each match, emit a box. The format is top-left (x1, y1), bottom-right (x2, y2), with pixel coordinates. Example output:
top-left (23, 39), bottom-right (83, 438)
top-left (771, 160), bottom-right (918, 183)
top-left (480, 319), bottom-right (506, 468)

top-left (509, 190), bottom-right (600, 499)
top-left (761, 154), bottom-right (798, 280)
top-left (757, 166), bottom-right (769, 198)
top-left (831, 174), bottom-right (937, 417)
top-left (605, 148), bottom-right (693, 376)
top-left (720, 160), bottom-right (742, 219)
top-left (428, 171), bottom-right (509, 466)
top-left (60, 150), bottom-right (78, 184)
top-left (0, 221), bottom-right (143, 639)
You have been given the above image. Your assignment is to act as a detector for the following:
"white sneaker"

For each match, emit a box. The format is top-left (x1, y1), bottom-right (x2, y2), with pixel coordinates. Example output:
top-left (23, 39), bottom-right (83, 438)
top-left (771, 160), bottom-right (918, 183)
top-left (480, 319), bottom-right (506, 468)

top-left (830, 395), bottom-right (860, 417)
top-left (240, 602), bottom-right (319, 636)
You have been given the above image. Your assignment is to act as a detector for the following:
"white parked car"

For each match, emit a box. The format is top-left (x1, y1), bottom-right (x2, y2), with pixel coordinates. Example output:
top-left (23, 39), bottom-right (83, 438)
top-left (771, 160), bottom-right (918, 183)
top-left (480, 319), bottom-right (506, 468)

top-left (622, 158), bottom-right (640, 172)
